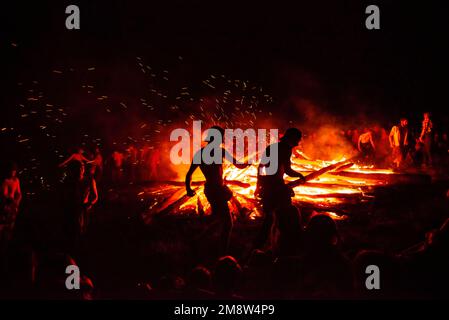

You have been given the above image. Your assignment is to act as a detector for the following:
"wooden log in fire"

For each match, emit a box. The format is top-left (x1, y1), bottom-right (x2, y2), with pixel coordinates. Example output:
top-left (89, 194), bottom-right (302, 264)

top-left (156, 179), bottom-right (251, 188)
top-left (288, 159), bottom-right (353, 188)
top-left (295, 192), bottom-right (362, 199)
top-left (329, 171), bottom-right (431, 184)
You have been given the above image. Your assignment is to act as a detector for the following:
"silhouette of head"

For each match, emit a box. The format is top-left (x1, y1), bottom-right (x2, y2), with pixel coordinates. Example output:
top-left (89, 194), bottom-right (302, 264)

top-left (189, 266), bottom-right (211, 290)
top-left (205, 126), bottom-right (225, 143)
top-left (213, 256), bottom-right (242, 294)
top-left (400, 118), bottom-right (408, 127)
top-left (4, 162), bottom-right (18, 178)
top-left (305, 214), bottom-right (339, 248)
top-left (281, 128), bottom-right (302, 147)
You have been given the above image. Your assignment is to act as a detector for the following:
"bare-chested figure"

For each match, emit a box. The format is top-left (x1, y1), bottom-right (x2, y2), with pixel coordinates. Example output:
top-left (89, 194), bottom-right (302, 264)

top-left (1, 163), bottom-right (22, 244)
top-left (185, 126), bottom-right (248, 255)
top-left (90, 147), bottom-right (104, 182)
top-left (254, 128), bottom-right (305, 249)
top-left (358, 129), bottom-right (376, 164)
top-left (60, 161), bottom-right (98, 254)
top-left (389, 118), bottom-right (410, 169)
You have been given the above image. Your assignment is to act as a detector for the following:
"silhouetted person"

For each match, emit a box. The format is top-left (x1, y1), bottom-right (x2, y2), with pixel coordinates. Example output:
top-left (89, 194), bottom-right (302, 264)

top-left (358, 128), bottom-right (376, 164)
top-left (60, 161), bottom-right (98, 255)
top-left (301, 214), bottom-right (352, 298)
top-left (185, 126), bottom-right (248, 255)
top-left (59, 147), bottom-right (90, 168)
top-left (254, 128), bottom-right (305, 249)
top-left (90, 147), bottom-right (103, 182)
top-left (271, 205), bottom-right (303, 257)
top-left (389, 118), bottom-right (410, 169)
top-left (241, 250), bottom-right (273, 298)
top-left (185, 265), bottom-right (214, 299)
top-left (0, 162), bottom-right (22, 246)
top-left (212, 256), bottom-right (243, 299)
top-left (419, 112), bottom-right (433, 167)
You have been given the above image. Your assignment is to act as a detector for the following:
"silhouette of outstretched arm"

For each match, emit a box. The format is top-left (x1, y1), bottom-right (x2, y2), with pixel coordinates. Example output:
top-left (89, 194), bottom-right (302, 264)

top-left (282, 149), bottom-right (304, 180)
top-left (59, 153), bottom-right (90, 167)
top-left (58, 154), bottom-right (76, 167)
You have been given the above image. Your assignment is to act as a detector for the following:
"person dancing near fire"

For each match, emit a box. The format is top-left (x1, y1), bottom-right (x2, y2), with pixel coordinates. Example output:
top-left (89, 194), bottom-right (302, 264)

top-left (0, 162), bottom-right (22, 247)
top-left (389, 118), bottom-right (410, 169)
top-left (254, 128), bottom-right (306, 250)
top-left (58, 147), bottom-right (91, 168)
top-left (419, 112), bottom-right (433, 167)
top-left (185, 126), bottom-right (249, 255)
top-left (357, 129), bottom-right (376, 164)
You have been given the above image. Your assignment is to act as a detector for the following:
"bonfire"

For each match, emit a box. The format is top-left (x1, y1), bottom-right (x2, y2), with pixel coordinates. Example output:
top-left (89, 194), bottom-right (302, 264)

top-left (141, 153), bottom-right (430, 223)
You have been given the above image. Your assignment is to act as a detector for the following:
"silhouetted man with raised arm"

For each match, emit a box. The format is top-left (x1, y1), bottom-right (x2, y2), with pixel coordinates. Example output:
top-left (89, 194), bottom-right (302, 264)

top-left (185, 126), bottom-right (248, 255)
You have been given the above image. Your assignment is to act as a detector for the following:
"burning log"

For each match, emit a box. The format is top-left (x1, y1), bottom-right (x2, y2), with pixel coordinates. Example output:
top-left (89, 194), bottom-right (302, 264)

top-left (224, 179), bottom-right (251, 188)
top-left (295, 192), bottom-right (362, 199)
top-left (334, 162), bottom-right (355, 172)
top-left (329, 171), bottom-right (431, 185)
top-left (287, 159), bottom-right (353, 188)
top-left (156, 179), bottom-right (250, 188)
top-left (305, 181), bottom-right (357, 189)
top-left (155, 187), bottom-right (199, 216)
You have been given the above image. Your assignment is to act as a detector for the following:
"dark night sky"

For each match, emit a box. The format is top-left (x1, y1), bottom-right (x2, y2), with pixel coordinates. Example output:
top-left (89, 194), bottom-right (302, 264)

top-left (1, 0), bottom-right (449, 145)
top-left (3, 0), bottom-right (449, 111)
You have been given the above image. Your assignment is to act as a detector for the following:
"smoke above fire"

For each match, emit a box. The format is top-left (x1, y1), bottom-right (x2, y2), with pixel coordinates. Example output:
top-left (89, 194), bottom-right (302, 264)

top-left (286, 98), bottom-right (358, 161)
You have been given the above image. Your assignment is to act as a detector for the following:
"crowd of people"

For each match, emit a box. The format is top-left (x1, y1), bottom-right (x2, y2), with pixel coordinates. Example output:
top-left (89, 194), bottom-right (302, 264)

top-left (342, 112), bottom-right (449, 169)
top-left (0, 112), bottom-right (448, 299)
top-left (57, 145), bottom-right (162, 186)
